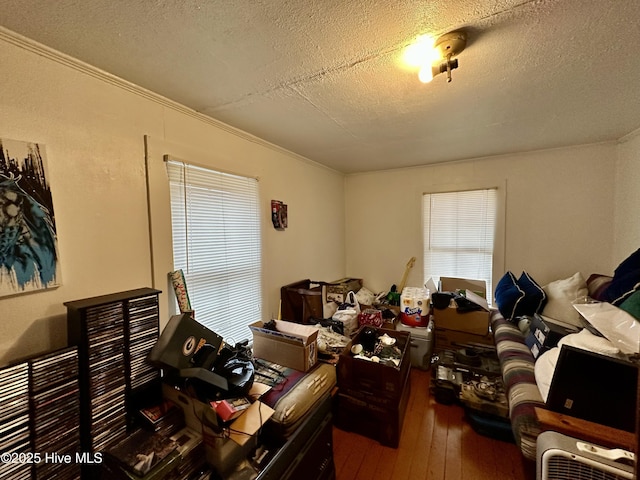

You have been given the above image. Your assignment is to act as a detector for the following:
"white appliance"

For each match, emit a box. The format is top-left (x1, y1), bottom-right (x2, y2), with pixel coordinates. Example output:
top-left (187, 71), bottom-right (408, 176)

top-left (536, 431), bottom-right (634, 480)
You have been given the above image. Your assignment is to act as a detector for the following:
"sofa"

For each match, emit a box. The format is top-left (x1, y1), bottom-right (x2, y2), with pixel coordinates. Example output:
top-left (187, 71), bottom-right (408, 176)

top-left (490, 248), bottom-right (640, 461)
top-left (491, 309), bottom-right (544, 461)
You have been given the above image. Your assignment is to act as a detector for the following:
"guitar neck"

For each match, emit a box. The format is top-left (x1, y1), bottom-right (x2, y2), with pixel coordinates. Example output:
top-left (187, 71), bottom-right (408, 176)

top-left (398, 257), bottom-right (416, 293)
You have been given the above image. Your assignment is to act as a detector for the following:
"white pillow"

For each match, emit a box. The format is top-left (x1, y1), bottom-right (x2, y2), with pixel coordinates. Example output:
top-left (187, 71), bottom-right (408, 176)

top-left (557, 328), bottom-right (621, 357)
top-left (534, 347), bottom-right (560, 402)
top-left (542, 272), bottom-right (588, 326)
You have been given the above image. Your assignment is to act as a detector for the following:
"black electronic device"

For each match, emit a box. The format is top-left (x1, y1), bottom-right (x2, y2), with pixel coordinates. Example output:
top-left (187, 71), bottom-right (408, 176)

top-left (148, 313), bottom-right (234, 396)
top-left (147, 313), bottom-right (224, 371)
top-left (190, 342), bottom-right (220, 370)
top-left (546, 345), bottom-right (638, 432)
top-left (149, 314), bottom-right (256, 398)
top-left (215, 357), bottom-right (254, 397)
top-left (211, 341), bottom-right (255, 398)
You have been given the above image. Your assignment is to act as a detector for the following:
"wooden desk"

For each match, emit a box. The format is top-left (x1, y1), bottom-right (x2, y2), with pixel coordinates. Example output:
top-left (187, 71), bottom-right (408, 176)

top-left (535, 407), bottom-right (636, 452)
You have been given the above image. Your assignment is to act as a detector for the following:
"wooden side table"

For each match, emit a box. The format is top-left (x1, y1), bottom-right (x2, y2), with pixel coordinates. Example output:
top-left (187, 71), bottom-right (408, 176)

top-left (535, 407), bottom-right (636, 452)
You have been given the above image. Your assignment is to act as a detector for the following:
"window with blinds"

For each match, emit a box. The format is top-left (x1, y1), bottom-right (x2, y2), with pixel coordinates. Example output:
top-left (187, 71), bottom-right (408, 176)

top-left (423, 188), bottom-right (497, 301)
top-left (166, 159), bottom-right (262, 344)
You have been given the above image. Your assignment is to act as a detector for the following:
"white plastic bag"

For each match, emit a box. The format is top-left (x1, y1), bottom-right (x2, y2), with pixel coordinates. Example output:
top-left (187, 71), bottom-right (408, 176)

top-left (323, 301), bottom-right (338, 319)
top-left (573, 302), bottom-right (640, 354)
top-left (331, 291), bottom-right (361, 337)
top-left (344, 291), bottom-right (361, 314)
top-left (355, 287), bottom-right (376, 306)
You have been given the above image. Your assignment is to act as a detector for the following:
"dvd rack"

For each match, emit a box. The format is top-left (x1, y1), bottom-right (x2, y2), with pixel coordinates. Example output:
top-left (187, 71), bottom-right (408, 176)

top-left (0, 361), bottom-right (30, 480)
top-left (128, 294), bottom-right (161, 390)
top-left (65, 287), bottom-right (162, 471)
top-left (29, 346), bottom-right (81, 480)
top-left (125, 293), bottom-right (163, 430)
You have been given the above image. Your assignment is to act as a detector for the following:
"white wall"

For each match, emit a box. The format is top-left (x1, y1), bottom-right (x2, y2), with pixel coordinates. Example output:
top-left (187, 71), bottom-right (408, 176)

top-left (0, 33), bottom-right (345, 363)
top-left (344, 143), bottom-right (619, 296)
top-left (1, 30), bottom-right (638, 366)
top-left (614, 130), bottom-right (640, 263)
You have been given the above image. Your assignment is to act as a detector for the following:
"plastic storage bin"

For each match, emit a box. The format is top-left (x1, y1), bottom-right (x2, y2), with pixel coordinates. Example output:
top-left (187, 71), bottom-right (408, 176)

top-left (396, 319), bottom-right (434, 370)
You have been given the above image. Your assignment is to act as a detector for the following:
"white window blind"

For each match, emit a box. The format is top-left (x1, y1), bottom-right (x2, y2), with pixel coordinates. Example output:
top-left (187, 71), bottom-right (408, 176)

top-left (423, 188), bottom-right (497, 301)
top-left (166, 159), bottom-right (261, 344)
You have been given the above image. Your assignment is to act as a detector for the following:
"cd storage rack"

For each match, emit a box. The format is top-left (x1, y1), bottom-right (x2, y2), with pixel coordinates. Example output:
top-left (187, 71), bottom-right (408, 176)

top-left (65, 287), bottom-right (162, 476)
top-left (0, 346), bottom-right (81, 480)
top-left (125, 292), bottom-right (164, 422)
top-left (0, 361), bottom-right (30, 480)
top-left (29, 346), bottom-right (81, 480)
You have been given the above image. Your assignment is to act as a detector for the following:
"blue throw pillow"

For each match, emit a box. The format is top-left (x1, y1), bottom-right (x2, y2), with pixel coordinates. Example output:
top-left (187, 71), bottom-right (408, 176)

top-left (603, 248), bottom-right (640, 305)
top-left (495, 271), bottom-right (525, 321)
top-left (516, 271), bottom-right (547, 316)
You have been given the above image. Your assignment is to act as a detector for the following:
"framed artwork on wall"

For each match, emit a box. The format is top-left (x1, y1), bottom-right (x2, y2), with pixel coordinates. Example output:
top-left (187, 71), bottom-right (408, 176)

top-left (271, 199), bottom-right (287, 230)
top-left (0, 137), bottom-right (61, 296)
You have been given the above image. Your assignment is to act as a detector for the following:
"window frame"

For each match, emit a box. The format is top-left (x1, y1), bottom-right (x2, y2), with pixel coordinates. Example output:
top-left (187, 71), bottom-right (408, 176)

top-left (165, 157), bottom-right (262, 344)
top-left (422, 182), bottom-right (505, 303)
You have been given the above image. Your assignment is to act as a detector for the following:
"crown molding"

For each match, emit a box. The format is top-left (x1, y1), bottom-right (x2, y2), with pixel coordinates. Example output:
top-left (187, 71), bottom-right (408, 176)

top-left (0, 27), bottom-right (341, 175)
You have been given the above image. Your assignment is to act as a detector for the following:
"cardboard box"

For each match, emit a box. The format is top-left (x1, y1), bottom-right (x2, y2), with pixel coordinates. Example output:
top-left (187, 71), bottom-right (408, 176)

top-left (434, 327), bottom-right (494, 353)
top-left (162, 382), bottom-right (273, 475)
top-left (433, 278), bottom-right (491, 336)
top-left (326, 277), bottom-right (363, 303)
top-left (380, 305), bottom-right (400, 330)
top-left (203, 427), bottom-right (257, 476)
top-left (440, 277), bottom-right (487, 298)
top-left (434, 306), bottom-right (490, 336)
top-left (162, 382), bottom-right (218, 432)
top-left (337, 327), bottom-right (410, 400)
top-left (249, 320), bottom-right (318, 372)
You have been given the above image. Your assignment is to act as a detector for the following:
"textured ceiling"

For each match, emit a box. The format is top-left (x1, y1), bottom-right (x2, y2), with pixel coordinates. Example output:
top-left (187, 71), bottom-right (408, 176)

top-left (1, 0), bottom-right (640, 173)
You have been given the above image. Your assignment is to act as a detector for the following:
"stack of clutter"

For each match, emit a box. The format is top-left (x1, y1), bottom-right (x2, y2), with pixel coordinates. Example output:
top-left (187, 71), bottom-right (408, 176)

top-left (334, 326), bottom-right (411, 448)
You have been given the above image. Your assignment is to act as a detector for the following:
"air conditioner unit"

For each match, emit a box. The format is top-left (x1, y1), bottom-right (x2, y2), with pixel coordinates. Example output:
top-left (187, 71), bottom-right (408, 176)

top-left (537, 431), bottom-right (635, 480)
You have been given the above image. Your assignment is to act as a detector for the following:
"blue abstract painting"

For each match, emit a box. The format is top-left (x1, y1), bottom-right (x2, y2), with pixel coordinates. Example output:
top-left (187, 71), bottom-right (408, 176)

top-left (0, 138), bottom-right (60, 296)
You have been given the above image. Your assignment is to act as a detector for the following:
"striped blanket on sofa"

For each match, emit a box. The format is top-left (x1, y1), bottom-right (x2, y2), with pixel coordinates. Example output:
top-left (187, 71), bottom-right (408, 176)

top-left (491, 310), bottom-right (545, 461)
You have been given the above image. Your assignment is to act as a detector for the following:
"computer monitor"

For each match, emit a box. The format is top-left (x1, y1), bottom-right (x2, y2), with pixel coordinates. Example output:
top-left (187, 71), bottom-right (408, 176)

top-left (546, 345), bottom-right (638, 432)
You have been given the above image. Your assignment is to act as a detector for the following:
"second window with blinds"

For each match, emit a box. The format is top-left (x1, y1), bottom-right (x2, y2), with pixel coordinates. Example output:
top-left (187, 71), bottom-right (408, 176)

top-left (423, 188), bottom-right (498, 301)
top-left (166, 159), bottom-right (262, 344)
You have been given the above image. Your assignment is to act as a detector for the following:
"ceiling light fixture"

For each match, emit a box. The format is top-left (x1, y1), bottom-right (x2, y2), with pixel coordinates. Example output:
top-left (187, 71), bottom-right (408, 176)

top-left (417, 31), bottom-right (467, 84)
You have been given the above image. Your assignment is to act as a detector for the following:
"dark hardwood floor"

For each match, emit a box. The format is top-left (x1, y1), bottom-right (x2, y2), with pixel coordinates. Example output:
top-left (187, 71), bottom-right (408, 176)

top-left (333, 368), bottom-right (535, 480)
